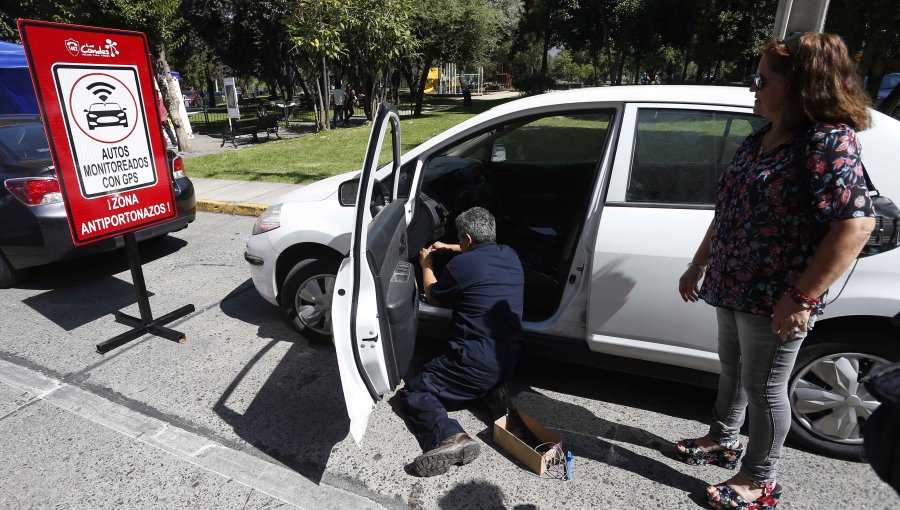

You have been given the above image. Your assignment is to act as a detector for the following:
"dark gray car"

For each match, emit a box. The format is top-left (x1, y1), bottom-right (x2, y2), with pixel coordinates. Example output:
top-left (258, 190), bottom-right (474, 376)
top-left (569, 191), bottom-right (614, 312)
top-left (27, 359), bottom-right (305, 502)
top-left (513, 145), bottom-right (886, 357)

top-left (0, 114), bottom-right (196, 287)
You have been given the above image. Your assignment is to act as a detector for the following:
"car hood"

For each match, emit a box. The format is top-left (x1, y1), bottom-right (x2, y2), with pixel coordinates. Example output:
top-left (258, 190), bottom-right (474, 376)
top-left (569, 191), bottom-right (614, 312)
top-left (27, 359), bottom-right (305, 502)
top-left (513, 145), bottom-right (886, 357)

top-left (277, 169), bottom-right (359, 203)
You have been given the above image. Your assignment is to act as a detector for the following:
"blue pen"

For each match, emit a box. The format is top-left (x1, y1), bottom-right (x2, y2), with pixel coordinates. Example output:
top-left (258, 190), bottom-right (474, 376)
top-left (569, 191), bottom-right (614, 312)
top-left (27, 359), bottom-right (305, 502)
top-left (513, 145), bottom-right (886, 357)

top-left (565, 451), bottom-right (573, 480)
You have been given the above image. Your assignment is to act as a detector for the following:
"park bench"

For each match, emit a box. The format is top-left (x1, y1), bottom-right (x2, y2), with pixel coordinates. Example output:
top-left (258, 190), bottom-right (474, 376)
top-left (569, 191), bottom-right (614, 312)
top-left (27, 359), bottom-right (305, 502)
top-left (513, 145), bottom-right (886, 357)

top-left (221, 116), bottom-right (281, 148)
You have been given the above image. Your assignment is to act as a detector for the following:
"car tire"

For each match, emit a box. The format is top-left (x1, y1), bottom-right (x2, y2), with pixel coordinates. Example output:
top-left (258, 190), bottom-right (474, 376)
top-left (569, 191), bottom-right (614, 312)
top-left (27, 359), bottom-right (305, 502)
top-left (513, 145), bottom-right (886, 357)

top-left (281, 257), bottom-right (340, 343)
top-left (0, 251), bottom-right (24, 289)
top-left (788, 331), bottom-right (898, 460)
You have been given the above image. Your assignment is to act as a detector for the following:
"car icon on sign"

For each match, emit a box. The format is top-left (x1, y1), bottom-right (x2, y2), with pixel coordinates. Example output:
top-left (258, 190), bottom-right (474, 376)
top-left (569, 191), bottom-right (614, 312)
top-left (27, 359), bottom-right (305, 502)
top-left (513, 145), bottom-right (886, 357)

top-left (84, 103), bottom-right (128, 130)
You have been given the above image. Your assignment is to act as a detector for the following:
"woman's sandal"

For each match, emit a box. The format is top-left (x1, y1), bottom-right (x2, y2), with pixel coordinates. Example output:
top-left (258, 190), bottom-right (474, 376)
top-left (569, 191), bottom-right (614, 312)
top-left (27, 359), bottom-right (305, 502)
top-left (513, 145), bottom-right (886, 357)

top-left (675, 437), bottom-right (743, 469)
top-left (707, 480), bottom-right (783, 510)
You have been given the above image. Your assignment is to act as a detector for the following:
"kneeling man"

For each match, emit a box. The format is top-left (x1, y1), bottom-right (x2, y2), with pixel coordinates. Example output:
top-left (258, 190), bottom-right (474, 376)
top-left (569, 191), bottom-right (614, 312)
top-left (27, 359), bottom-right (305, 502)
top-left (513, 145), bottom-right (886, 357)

top-left (401, 207), bottom-right (524, 477)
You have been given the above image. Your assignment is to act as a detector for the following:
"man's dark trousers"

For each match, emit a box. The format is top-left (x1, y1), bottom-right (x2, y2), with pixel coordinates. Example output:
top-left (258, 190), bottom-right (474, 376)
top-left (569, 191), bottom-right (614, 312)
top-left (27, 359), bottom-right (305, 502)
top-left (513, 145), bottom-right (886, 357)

top-left (398, 353), bottom-right (500, 452)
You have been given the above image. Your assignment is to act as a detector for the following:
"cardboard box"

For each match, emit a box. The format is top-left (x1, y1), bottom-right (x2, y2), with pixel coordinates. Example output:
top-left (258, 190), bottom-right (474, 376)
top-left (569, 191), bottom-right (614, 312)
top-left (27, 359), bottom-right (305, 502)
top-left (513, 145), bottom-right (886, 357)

top-left (493, 409), bottom-right (562, 475)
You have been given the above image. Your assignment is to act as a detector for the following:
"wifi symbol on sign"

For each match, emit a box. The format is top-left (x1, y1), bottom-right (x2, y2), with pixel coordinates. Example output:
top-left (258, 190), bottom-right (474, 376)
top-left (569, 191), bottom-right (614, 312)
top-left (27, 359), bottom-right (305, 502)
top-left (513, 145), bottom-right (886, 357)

top-left (86, 81), bottom-right (116, 102)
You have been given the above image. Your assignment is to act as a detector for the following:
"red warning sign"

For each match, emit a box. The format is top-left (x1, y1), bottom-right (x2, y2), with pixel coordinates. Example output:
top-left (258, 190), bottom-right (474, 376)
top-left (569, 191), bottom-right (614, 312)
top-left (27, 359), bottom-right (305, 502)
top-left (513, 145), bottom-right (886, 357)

top-left (18, 20), bottom-right (176, 245)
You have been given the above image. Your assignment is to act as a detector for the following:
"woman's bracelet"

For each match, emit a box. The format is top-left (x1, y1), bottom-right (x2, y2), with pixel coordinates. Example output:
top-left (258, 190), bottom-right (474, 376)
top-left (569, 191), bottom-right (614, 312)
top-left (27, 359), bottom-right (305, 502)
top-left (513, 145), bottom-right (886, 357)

top-left (687, 262), bottom-right (708, 272)
top-left (785, 286), bottom-right (821, 309)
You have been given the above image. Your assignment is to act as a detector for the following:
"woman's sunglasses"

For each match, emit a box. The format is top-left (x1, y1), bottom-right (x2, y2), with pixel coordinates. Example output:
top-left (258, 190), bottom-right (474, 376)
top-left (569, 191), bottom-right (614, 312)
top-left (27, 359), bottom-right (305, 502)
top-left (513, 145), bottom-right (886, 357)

top-left (747, 74), bottom-right (784, 90)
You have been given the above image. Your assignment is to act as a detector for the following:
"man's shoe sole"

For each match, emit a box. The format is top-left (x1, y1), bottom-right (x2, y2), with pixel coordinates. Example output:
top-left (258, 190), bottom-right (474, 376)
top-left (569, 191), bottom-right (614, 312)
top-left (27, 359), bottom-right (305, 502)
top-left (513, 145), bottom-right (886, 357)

top-left (412, 440), bottom-right (481, 477)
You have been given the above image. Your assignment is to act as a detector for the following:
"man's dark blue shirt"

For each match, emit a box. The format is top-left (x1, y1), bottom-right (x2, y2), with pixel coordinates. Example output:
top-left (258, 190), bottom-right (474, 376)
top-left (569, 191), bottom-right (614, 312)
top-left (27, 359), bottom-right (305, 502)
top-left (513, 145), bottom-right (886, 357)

top-left (430, 242), bottom-right (524, 381)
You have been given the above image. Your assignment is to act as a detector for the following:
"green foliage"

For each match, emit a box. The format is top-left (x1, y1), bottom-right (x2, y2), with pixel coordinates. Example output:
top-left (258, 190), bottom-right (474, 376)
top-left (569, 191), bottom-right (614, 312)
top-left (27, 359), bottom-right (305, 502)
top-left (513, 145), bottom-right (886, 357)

top-left (1, 0), bottom-right (182, 53)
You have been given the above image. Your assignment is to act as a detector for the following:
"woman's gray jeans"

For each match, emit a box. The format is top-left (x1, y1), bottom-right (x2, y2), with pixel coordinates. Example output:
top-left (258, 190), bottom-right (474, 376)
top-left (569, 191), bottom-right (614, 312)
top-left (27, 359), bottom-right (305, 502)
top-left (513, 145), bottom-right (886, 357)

top-left (708, 307), bottom-right (813, 482)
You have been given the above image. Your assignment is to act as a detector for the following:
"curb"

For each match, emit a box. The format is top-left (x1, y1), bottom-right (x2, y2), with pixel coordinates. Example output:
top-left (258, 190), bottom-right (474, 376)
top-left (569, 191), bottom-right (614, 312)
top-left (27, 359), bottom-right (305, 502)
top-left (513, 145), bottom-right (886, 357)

top-left (196, 199), bottom-right (268, 217)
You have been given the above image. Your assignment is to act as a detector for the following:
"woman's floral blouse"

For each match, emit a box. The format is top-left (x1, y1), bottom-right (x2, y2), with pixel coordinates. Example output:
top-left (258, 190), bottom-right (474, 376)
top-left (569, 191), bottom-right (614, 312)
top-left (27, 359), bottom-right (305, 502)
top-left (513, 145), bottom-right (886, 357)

top-left (700, 123), bottom-right (876, 317)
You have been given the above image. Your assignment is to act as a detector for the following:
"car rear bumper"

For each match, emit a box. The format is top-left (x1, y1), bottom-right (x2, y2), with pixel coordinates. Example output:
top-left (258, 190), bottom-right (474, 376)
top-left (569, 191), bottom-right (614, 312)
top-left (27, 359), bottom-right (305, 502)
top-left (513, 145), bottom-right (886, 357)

top-left (3, 177), bottom-right (195, 270)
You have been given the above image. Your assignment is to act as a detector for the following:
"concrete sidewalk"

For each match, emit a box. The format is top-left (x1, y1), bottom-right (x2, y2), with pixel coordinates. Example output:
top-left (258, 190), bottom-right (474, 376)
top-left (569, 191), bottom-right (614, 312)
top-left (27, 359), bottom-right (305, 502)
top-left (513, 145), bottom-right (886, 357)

top-left (192, 177), bottom-right (301, 216)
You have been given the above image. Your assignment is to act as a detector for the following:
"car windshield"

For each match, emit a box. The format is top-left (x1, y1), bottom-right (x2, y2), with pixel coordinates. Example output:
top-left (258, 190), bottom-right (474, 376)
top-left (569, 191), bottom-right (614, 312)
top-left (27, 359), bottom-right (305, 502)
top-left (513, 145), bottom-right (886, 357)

top-left (0, 123), bottom-right (51, 161)
top-left (89, 103), bottom-right (123, 111)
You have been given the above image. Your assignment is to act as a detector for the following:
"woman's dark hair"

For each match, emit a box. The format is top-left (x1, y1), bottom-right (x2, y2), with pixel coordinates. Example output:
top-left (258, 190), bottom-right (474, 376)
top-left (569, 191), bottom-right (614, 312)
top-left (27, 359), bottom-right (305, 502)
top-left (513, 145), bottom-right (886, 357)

top-left (761, 32), bottom-right (872, 131)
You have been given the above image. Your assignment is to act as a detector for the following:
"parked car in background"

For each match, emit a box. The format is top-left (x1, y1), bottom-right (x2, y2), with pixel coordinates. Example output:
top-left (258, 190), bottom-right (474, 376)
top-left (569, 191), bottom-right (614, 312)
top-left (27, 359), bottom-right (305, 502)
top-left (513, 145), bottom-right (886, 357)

top-left (182, 89), bottom-right (202, 108)
top-left (245, 86), bottom-right (900, 459)
top-left (0, 114), bottom-right (196, 287)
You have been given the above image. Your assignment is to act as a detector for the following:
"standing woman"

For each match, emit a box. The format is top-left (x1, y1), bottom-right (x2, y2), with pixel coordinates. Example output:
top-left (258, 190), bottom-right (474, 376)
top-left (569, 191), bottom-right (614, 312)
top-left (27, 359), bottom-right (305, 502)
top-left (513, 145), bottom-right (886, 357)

top-left (676, 33), bottom-right (876, 509)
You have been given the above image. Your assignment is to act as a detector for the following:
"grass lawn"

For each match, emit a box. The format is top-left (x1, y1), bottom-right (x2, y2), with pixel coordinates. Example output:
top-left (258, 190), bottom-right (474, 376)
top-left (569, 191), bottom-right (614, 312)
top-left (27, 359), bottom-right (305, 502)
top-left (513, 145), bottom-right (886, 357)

top-left (184, 98), bottom-right (516, 184)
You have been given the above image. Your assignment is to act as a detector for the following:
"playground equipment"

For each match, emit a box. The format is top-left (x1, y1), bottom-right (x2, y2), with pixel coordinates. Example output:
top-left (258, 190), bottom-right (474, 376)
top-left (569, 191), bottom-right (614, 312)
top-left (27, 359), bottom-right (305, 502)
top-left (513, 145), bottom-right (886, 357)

top-left (426, 64), bottom-right (484, 95)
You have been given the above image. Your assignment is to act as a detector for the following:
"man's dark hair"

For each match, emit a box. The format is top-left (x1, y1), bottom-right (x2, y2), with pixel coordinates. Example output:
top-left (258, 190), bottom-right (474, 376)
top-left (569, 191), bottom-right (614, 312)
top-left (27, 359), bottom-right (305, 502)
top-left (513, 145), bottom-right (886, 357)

top-left (455, 207), bottom-right (495, 244)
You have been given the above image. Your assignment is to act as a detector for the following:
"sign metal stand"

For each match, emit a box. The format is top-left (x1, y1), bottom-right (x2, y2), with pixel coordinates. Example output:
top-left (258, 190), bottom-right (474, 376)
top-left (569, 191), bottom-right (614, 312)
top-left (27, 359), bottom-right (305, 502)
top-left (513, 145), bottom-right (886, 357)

top-left (95, 232), bottom-right (195, 354)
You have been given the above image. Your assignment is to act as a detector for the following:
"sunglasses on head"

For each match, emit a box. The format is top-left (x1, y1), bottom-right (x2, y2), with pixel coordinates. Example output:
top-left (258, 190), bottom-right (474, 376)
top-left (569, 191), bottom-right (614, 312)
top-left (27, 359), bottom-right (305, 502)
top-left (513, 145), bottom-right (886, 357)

top-left (782, 31), bottom-right (804, 55)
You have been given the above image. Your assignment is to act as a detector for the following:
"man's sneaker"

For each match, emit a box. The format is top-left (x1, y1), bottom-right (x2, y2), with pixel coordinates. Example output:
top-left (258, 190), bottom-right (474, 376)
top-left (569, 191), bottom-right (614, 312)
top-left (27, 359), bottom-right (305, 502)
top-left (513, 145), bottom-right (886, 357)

top-left (411, 433), bottom-right (480, 477)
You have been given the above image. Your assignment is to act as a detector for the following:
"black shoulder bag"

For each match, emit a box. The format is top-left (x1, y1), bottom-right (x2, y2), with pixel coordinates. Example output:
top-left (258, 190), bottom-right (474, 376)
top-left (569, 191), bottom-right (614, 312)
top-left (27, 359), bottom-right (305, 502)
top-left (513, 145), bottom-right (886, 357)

top-left (795, 138), bottom-right (900, 257)
top-left (858, 168), bottom-right (900, 257)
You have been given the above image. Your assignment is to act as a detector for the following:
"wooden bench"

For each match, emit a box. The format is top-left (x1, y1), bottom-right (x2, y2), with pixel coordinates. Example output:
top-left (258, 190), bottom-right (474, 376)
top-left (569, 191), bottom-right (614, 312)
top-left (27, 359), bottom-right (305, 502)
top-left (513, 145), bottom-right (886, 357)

top-left (221, 116), bottom-right (281, 147)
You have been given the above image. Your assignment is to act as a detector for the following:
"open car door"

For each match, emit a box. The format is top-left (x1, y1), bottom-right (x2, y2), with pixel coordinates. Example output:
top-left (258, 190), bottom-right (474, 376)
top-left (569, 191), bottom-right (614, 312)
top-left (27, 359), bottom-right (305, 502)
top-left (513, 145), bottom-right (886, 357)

top-left (332, 104), bottom-right (419, 444)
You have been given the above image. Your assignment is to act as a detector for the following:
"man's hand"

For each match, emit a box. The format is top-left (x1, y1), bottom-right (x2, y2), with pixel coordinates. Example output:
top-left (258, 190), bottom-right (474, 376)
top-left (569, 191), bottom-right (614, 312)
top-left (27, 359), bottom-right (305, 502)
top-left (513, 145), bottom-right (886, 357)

top-left (430, 241), bottom-right (461, 254)
top-left (419, 246), bottom-right (434, 268)
top-left (771, 295), bottom-right (811, 342)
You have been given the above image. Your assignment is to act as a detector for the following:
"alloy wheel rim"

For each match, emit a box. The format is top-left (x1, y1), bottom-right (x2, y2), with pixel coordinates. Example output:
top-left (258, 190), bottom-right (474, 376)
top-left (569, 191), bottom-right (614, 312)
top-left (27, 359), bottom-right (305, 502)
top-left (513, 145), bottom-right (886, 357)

top-left (294, 273), bottom-right (336, 335)
top-left (790, 352), bottom-right (888, 445)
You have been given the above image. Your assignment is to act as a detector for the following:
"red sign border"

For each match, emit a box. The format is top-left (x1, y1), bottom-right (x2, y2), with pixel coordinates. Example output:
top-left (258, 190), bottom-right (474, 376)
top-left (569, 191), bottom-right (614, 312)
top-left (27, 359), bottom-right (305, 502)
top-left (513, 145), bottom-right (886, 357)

top-left (17, 20), bottom-right (177, 246)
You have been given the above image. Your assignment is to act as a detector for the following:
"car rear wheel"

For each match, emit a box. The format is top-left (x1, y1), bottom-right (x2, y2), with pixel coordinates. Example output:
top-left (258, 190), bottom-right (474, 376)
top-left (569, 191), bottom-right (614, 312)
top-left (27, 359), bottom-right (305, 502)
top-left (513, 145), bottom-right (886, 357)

top-left (0, 251), bottom-right (23, 288)
top-left (281, 257), bottom-right (340, 343)
top-left (788, 332), bottom-right (897, 460)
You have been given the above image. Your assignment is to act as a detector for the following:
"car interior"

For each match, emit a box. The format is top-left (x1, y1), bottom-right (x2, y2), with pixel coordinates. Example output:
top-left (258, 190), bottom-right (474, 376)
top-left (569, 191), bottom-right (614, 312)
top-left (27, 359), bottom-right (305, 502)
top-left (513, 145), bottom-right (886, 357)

top-left (386, 111), bottom-right (612, 321)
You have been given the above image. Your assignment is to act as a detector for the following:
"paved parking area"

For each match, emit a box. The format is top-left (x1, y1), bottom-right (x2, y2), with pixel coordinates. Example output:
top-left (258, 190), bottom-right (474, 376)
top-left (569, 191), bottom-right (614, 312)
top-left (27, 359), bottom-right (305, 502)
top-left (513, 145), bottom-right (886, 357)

top-left (0, 213), bottom-right (895, 509)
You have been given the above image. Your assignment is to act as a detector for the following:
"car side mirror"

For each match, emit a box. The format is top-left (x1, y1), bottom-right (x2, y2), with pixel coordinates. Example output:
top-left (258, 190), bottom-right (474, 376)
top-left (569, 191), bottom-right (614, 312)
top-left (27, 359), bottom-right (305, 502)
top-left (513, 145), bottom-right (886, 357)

top-left (338, 178), bottom-right (359, 206)
top-left (338, 177), bottom-right (388, 211)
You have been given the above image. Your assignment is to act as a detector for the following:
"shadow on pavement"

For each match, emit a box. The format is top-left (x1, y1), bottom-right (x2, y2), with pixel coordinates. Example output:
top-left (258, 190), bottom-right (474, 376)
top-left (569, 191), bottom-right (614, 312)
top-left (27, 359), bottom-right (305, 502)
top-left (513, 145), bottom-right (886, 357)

top-left (438, 480), bottom-right (537, 510)
top-left (19, 236), bottom-right (186, 330)
top-left (215, 280), bottom-right (349, 483)
top-left (218, 279), bottom-right (295, 342)
top-left (497, 359), bottom-right (711, 493)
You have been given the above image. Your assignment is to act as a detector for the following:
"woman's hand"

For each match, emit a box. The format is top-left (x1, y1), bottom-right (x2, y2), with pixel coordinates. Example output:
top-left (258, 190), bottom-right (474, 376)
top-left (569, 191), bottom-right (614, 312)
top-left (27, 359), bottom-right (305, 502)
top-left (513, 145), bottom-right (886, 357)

top-left (679, 266), bottom-right (705, 302)
top-left (771, 295), bottom-right (811, 342)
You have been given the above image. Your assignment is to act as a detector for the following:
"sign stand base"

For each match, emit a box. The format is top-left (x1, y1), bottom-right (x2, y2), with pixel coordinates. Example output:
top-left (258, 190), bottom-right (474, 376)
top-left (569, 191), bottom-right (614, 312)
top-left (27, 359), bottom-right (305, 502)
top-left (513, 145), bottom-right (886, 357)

top-left (96, 232), bottom-right (195, 354)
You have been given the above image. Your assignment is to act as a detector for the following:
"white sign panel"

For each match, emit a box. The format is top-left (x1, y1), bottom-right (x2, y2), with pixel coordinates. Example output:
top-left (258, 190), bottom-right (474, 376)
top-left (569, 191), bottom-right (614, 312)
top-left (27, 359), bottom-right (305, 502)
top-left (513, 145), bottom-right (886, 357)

top-left (52, 63), bottom-right (157, 198)
top-left (224, 76), bottom-right (240, 119)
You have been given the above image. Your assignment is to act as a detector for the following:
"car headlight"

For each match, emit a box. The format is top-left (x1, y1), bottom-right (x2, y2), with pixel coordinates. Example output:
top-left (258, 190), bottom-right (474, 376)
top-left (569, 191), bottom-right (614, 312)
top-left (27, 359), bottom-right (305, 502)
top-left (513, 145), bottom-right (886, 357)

top-left (252, 204), bottom-right (281, 235)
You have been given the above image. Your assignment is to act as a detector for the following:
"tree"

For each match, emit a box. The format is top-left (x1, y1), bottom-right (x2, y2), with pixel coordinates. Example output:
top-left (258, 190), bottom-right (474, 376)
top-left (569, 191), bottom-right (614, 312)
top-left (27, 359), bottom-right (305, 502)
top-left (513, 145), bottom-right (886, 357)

top-left (289, 0), bottom-right (350, 130)
top-left (342, 0), bottom-right (417, 120)
top-left (403, 0), bottom-right (505, 116)
top-left (0, 0), bottom-right (190, 150)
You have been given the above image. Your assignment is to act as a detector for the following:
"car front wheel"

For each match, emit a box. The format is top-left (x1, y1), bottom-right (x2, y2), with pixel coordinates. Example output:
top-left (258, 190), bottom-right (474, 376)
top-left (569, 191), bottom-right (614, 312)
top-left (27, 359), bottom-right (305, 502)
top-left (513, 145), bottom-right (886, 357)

top-left (788, 332), bottom-right (897, 460)
top-left (281, 257), bottom-right (339, 343)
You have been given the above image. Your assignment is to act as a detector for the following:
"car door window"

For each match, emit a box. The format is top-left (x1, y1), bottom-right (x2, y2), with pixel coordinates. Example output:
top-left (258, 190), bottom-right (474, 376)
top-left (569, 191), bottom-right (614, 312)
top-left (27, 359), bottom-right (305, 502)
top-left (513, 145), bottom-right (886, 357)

top-left (626, 109), bottom-right (766, 205)
top-left (491, 113), bottom-right (610, 163)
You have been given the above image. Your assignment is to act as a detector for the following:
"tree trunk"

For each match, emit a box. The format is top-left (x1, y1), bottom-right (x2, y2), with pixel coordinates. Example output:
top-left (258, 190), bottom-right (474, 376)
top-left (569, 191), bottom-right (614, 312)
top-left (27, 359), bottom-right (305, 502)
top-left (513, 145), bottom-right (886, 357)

top-left (157, 49), bottom-right (190, 152)
top-left (413, 58), bottom-right (432, 117)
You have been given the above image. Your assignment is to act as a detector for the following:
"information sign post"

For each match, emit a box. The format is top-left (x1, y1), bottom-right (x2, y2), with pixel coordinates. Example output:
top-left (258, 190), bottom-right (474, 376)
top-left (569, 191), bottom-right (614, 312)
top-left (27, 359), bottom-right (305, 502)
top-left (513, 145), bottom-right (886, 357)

top-left (18, 19), bottom-right (194, 354)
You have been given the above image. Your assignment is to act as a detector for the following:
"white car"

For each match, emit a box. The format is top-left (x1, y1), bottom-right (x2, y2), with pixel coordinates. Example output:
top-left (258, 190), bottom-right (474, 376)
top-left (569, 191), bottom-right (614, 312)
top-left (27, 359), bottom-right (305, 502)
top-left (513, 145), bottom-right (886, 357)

top-left (245, 86), bottom-right (900, 459)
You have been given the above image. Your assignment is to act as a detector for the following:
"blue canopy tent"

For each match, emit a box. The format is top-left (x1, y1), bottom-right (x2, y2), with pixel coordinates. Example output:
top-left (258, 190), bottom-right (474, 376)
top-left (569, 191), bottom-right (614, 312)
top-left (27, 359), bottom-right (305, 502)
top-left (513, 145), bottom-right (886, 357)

top-left (0, 40), bottom-right (39, 114)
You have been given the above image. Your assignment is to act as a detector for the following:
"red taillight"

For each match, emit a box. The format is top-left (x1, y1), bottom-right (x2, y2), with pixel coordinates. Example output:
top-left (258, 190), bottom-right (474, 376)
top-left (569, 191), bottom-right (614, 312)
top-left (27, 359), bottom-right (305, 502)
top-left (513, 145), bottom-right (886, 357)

top-left (4, 177), bottom-right (63, 206)
top-left (172, 155), bottom-right (186, 179)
